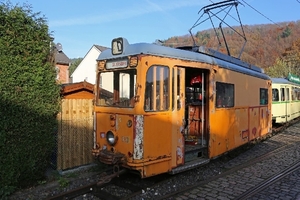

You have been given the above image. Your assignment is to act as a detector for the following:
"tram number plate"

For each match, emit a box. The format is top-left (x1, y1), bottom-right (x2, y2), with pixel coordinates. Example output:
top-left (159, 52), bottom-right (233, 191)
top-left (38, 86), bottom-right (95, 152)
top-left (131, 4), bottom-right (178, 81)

top-left (122, 136), bottom-right (130, 143)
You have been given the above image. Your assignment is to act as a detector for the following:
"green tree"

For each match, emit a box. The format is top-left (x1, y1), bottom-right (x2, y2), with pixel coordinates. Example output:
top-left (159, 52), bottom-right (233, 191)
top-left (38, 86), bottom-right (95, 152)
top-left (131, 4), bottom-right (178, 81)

top-left (281, 26), bottom-right (291, 38)
top-left (265, 58), bottom-right (290, 78)
top-left (0, 2), bottom-right (60, 196)
top-left (69, 58), bottom-right (83, 75)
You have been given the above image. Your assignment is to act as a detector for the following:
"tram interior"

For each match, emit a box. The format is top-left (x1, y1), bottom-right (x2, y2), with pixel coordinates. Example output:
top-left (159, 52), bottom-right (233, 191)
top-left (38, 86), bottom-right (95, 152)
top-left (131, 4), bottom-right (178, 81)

top-left (184, 68), bottom-right (209, 157)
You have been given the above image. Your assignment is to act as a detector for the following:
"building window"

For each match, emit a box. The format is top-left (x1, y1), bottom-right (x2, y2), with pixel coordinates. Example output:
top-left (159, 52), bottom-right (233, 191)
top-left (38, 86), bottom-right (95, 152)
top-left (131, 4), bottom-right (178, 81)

top-left (55, 66), bottom-right (60, 80)
top-left (260, 88), bottom-right (268, 105)
top-left (100, 75), bottom-right (102, 87)
top-left (216, 82), bottom-right (234, 108)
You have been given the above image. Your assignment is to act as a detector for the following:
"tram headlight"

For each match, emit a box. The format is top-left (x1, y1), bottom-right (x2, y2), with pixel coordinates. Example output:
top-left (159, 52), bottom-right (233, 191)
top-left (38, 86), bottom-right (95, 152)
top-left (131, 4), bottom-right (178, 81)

top-left (97, 60), bottom-right (105, 71)
top-left (106, 131), bottom-right (118, 146)
top-left (129, 56), bottom-right (138, 67)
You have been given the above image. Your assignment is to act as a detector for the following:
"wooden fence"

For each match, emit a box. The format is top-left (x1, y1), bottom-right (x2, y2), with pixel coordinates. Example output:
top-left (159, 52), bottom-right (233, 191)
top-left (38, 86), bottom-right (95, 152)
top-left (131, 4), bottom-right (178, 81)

top-left (56, 98), bottom-right (94, 170)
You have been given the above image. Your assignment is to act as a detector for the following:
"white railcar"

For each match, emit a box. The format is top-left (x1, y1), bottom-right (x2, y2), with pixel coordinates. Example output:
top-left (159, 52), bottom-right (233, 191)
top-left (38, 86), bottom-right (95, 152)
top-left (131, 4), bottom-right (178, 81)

top-left (272, 76), bottom-right (300, 123)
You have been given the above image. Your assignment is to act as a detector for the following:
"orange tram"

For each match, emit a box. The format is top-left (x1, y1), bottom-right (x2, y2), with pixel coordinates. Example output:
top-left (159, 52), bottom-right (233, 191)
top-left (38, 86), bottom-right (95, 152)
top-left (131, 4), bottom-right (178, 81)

top-left (92, 37), bottom-right (272, 178)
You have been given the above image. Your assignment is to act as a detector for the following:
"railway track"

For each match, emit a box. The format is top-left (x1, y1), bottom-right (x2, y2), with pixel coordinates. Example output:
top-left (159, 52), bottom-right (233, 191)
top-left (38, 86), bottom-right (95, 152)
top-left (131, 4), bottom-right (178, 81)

top-left (153, 119), bottom-right (300, 199)
top-left (45, 119), bottom-right (300, 200)
top-left (156, 140), bottom-right (300, 199)
top-left (46, 168), bottom-right (172, 200)
top-left (235, 160), bottom-right (300, 200)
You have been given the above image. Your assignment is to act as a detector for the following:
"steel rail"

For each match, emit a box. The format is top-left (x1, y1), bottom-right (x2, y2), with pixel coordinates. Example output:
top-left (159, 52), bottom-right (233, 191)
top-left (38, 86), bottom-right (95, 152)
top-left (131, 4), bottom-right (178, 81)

top-left (234, 160), bottom-right (300, 200)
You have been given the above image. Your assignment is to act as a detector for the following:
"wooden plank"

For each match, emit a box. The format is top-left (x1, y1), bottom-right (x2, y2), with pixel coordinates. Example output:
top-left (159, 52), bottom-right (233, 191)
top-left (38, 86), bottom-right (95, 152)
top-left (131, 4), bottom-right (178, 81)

top-left (56, 98), bottom-right (94, 170)
top-left (57, 111), bottom-right (62, 170)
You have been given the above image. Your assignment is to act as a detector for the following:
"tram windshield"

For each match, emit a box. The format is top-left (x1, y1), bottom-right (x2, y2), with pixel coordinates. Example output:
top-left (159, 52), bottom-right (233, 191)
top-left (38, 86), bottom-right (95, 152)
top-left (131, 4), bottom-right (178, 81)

top-left (97, 69), bottom-right (137, 108)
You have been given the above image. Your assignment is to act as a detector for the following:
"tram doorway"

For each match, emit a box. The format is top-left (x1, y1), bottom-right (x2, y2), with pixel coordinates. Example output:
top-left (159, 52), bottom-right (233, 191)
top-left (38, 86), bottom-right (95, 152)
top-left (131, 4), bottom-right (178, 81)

top-left (184, 68), bottom-right (210, 151)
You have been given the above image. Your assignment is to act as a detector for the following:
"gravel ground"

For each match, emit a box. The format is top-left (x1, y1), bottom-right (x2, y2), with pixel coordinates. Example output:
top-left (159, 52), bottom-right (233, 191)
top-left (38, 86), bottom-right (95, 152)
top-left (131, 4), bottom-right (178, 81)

top-left (9, 164), bottom-right (106, 200)
top-left (8, 148), bottom-right (247, 200)
top-left (8, 129), bottom-right (294, 200)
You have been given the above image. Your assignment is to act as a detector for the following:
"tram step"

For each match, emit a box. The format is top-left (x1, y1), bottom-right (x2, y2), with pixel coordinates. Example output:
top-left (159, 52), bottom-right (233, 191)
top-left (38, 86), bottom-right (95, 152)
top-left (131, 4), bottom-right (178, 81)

top-left (169, 158), bottom-right (210, 175)
top-left (185, 144), bottom-right (207, 162)
top-left (185, 144), bottom-right (207, 152)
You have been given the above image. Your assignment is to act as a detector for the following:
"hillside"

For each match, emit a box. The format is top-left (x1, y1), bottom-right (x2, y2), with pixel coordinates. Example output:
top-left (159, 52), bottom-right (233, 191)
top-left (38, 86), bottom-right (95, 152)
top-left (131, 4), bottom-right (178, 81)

top-left (162, 21), bottom-right (300, 69)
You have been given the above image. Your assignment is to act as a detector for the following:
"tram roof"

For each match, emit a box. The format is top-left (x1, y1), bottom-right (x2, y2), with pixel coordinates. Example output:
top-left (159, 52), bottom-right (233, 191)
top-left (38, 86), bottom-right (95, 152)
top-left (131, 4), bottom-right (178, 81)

top-left (97, 40), bottom-right (270, 80)
top-left (271, 78), bottom-right (300, 86)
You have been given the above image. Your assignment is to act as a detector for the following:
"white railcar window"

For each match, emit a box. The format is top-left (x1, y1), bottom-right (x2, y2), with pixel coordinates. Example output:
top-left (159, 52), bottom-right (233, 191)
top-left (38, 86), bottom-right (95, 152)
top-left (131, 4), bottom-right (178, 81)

top-left (272, 89), bottom-right (279, 101)
top-left (297, 88), bottom-right (300, 100)
top-left (292, 87), bottom-right (297, 101)
top-left (280, 88), bottom-right (285, 101)
top-left (286, 88), bottom-right (290, 101)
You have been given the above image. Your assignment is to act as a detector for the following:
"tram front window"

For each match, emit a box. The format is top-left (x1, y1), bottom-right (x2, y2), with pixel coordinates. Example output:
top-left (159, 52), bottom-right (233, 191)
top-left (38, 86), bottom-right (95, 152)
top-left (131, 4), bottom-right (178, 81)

top-left (97, 70), bottom-right (137, 107)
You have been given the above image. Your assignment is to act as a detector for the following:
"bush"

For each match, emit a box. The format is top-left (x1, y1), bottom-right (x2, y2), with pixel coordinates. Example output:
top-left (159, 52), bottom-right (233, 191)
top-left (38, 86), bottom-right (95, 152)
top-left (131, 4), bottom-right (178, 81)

top-left (0, 2), bottom-right (60, 196)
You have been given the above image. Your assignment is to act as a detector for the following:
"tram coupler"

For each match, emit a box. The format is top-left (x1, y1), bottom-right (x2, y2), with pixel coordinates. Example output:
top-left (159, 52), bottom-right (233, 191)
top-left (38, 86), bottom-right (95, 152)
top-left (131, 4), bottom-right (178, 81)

top-left (97, 165), bottom-right (127, 186)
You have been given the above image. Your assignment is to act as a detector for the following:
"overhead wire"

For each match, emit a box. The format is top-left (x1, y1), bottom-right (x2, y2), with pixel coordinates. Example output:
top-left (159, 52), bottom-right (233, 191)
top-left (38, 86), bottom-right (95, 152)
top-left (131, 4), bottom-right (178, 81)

top-left (203, 0), bottom-right (286, 63)
top-left (164, 0), bottom-right (291, 63)
top-left (240, 0), bottom-right (282, 28)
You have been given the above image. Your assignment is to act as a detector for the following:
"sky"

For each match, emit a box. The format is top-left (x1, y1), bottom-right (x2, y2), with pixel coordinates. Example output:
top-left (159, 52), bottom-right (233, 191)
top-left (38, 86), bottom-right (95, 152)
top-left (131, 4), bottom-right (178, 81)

top-left (7, 0), bottom-right (300, 59)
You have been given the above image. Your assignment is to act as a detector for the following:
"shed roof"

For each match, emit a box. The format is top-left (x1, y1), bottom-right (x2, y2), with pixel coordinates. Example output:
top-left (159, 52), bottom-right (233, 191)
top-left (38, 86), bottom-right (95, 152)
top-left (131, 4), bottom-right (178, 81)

top-left (61, 81), bottom-right (94, 95)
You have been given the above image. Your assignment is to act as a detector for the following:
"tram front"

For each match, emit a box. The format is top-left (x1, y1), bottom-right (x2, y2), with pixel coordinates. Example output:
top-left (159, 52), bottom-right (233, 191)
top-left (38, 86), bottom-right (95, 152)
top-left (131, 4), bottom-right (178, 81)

top-left (92, 37), bottom-right (185, 178)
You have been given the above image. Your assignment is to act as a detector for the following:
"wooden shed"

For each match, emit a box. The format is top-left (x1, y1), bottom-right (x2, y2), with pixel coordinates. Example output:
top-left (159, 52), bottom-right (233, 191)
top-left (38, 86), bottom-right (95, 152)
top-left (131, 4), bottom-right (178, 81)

top-left (56, 81), bottom-right (95, 170)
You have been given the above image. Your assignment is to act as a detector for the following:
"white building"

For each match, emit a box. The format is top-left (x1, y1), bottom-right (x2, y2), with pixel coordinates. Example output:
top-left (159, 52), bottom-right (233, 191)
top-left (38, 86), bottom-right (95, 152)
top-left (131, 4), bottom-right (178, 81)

top-left (71, 45), bottom-right (108, 85)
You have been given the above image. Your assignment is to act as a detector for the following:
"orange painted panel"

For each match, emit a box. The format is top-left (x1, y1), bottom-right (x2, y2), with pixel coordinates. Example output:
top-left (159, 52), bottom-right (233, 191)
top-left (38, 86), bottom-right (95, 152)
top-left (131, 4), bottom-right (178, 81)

top-left (96, 113), bottom-right (134, 156)
top-left (259, 107), bottom-right (271, 137)
top-left (249, 107), bottom-right (260, 141)
top-left (209, 109), bottom-right (230, 158)
top-left (209, 107), bottom-right (250, 158)
top-left (230, 108), bottom-right (248, 149)
top-left (143, 113), bottom-right (172, 159)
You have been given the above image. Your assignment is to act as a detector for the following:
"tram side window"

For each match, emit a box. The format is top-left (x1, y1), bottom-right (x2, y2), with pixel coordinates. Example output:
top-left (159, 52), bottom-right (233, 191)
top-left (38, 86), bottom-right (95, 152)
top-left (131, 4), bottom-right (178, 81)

top-left (216, 82), bottom-right (234, 108)
top-left (260, 88), bottom-right (268, 105)
top-left (272, 89), bottom-right (279, 101)
top-left (172, 68), bottom-right (181, 110)
top-left (280, 88), bottom-right (285, 101)
top-left (286, 88), bottom-right (290, 101)
top-left (144, 65), bottom-right (170, 111)
top-left (292, 87), bottom-right (297, 101)
top-left (280, 87), bottom-right (290, 101)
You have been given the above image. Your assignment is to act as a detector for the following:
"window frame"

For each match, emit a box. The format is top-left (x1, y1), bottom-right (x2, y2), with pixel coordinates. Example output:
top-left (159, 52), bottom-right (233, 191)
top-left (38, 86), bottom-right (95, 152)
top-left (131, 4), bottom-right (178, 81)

top-left (272, 88), bottom-right (279, 102)
top-left (260, 88), bottom-right (268, 105)
top-left (144, 65), bottom-right (170, 112)
top-left (215, 82), bottom-right (234, 108)
top-left (96, 69), bottom-right (137, 108)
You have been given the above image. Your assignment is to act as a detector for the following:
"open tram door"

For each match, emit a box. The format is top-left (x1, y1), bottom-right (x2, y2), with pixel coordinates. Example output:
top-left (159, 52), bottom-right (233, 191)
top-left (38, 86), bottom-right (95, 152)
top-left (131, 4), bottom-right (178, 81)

top-left (170, 68), bottom-right (210, 174)
top-left (185, 70), bottom-right (210, 153)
